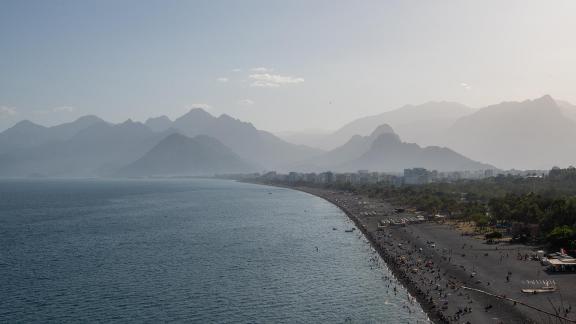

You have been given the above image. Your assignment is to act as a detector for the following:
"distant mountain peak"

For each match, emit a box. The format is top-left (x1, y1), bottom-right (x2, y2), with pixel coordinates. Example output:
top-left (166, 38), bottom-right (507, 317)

top-left (497, 95), bottom-right (557, 108)
top-left (116, 133), bottom-right (257, 176)
top-left (218, 113), bottom-right (235, 120)
top-left (115, 120), bottom-right (151, 133)
top-left (369, 124), bottom-right (395, 138)
top-left (74, 115), bottom-right (104, 123)
top-left (320, 100), bottom-right (473, 150)
top-left (532, 94), bottom-right (556, 106)
top-left (370, 132), bottom-right (401, 148)
top-left (446, 94), bottom-right (576, 169)
top-left (218, 113), bottom-right (253, 125)
top-left (185, 107), bottom-right (213, 118)
top-left (174, 108), bottom-right (215, 125)
top-left (12, 120), bottom-right (44, 129)
top-left (145, 115), bottom-right (173, 132)
top-left (343, 130), bottom-right (492, 172)
top-left (1, 120), bottom-right (48, 137)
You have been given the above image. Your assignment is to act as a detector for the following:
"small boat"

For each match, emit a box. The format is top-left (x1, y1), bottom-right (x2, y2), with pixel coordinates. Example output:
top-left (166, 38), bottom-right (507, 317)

top-left (345, 229), bottom-right (355, 233)
top-left (521, 286), bottom-right (556, 294)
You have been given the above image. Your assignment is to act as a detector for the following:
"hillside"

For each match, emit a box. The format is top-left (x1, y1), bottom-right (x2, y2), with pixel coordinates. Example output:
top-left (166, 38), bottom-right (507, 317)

top-left (166, 108), bottom-right (322, 169)
top-left (293, 124), bottom-right (491, 172)
top-left (445, 95), bottom-right (576, 169)
top-left (281, 101), bottom-right (472, 150)
top-left (341, 132), bottom-right (492, 172)
top-left (117, 133), bottom-right (258, 176)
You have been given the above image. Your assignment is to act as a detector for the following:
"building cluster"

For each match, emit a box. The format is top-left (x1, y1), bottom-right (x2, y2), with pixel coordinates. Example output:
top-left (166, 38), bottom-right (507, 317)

top-left (406, 168), bottom-right (502, 184)
top-left (255, 170), bottom-right (396, 185)
top-left (275, 170), bottom-right (402, 185)
top-left (223, 167), bottom-right (552, 186)
top-left (248, 168), bottom-right (506, 186)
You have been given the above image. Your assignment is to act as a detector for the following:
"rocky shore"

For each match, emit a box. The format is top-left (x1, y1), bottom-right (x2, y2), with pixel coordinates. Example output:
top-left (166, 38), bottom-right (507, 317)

top-left (275, 184), bottom-right (576, 324)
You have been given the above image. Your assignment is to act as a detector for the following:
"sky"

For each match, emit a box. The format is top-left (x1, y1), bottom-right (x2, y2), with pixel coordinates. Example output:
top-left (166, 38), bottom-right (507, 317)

top-left (1, 0), bottom-right (576, 132)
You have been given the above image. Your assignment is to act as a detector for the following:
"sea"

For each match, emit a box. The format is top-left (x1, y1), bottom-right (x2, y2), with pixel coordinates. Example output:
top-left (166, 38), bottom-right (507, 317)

top-left (0, 178), bottom-right (429, 323)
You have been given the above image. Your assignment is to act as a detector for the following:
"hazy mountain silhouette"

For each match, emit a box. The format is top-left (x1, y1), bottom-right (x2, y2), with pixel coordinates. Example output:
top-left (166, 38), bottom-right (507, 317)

top-left (295, 124), bottom-right (395, 170)
top-left (293, 124), bottom-right (490, 172)
top-left (117, 133), bottom-right (258, 176)
top-left (0, 109), bottom-right (319, 176)
top-left (341, 132), bottom-right (492, 172)
top-left (167, 108), bottom-right (322, 169)
top-left (0, 115), bottom-right (106, 154)
top-left (2, 95), bottom-right (573, 177)
top-left (172, 108), bottom-right (215, 133)
top-left (0, 119), bottom-right (168, 177)
top-left (281, 101), bottom-right (472, 149)
top-left (145, 115), bottom-right (172, 132)
top-left (0, 120), bottom-right (47, 154)
top-left (445, 95), bottom-right (576, 169)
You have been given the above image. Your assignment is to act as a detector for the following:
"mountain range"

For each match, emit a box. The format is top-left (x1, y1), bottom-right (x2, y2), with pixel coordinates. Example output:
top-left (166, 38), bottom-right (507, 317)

top-left (0, 94), bottom-right (573, 177)
top-left (279, 101), bottom-right (473, 150)
top-left (0, 119), bottom-right (168, 177)
top-left (163, 109), bottom-right (321, 169)
top-left (444, 95), bottom-right (576, 170)
top-left (0, 109), bottom-right (320, 177)
top-left (294, 124), bottom-right (491, 172)
top-left (0, 115), bottom-right (106, 154)
top-left (280, 95), bottom-right (576, 170)
top-left (117, 133), bottom-right (257, 177)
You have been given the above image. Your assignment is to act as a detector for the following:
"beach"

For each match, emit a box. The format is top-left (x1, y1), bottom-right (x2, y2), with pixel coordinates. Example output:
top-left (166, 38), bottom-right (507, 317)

top-left (284, 185), bottom-right (576, 324)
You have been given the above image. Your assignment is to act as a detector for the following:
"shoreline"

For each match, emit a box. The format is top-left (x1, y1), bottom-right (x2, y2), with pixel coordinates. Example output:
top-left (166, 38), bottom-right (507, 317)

top-left (288, 185), bottom-right (447, 324)
top-left (248, 181), bottom-right (576, 324)
top-left (301, 189), bottom-right (440, 322)
top-left (248, 181), bottom-right (442, 323)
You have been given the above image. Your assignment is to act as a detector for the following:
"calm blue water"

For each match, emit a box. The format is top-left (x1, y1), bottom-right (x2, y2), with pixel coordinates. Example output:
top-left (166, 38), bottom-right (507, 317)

top-left (0, 178), bottom-right (428, 323)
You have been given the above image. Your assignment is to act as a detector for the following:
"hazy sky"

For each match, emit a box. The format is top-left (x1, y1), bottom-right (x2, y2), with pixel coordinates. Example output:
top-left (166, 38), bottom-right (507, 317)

top-left (1, 0), bottom-right (576, 132)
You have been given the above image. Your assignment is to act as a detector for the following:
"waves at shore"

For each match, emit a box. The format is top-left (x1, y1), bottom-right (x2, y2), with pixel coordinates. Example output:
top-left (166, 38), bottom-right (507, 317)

top-left (275, 184), bottom-right (575, 324)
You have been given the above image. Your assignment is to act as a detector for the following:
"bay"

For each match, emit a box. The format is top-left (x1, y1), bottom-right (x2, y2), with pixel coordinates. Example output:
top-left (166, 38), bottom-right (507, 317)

top-left (0, 178), bottom-right (428, 323)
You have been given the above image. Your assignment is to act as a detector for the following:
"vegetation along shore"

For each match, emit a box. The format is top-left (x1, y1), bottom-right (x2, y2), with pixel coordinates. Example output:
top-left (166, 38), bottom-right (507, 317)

top-left (241, 167), bottom-right (576, 324)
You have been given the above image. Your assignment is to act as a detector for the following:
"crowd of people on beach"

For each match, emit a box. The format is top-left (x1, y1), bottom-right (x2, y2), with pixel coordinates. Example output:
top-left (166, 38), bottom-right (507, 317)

top-left (318, 190), bottom-right (488, 323)
top-left (295, 186), bottom-right (576, 324)
top-left (372, 229), bottom-right (473, 323)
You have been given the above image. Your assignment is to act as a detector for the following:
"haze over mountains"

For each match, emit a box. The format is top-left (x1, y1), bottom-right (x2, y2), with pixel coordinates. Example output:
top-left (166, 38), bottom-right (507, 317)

top-left (0, 95), bottom-right (573, 177)
top-left (280, 102), bottom-right (473, 150)
top-left (0, 115), bottom-right (106, 154)
top-left (0, 108), bottom-right (323, 177)
top-left (0, 119), bottom-right (170, 177)
top-left (118, 133), bottom-right (257, 177)
top-left (163, 109), bottom-right (321, 168)
top-left (281, 95), bottom-right (576, 170)
top-left (445, 95), bottom-right (576, 170)
top-left (295, 124), bottom-right (491, 172)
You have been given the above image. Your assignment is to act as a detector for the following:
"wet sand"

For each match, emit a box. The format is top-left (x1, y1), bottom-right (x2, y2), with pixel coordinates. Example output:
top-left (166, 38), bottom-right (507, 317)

top-left (287, 185), bottom-right (576, 324)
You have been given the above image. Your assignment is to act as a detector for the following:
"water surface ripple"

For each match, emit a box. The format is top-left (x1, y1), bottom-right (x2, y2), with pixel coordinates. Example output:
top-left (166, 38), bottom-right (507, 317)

top-left (0, 178), bottom-right (428, 323)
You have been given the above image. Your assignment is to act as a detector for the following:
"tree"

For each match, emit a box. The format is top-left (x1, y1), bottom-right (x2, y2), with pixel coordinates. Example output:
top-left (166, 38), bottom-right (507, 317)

top-left (547, 226), bottom-right (576, 248)
top-left (472, 213), bottom-right (490, 228)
